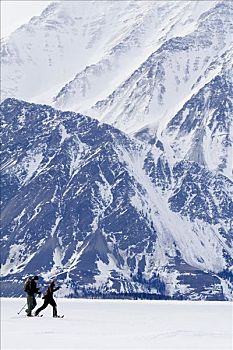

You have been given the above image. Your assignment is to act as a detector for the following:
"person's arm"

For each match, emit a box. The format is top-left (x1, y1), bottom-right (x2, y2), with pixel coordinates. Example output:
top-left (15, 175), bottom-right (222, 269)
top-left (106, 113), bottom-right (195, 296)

top-left (35, 283), bottom-right (41, 295)
top-left (31, 280), bottom-right (40, 294)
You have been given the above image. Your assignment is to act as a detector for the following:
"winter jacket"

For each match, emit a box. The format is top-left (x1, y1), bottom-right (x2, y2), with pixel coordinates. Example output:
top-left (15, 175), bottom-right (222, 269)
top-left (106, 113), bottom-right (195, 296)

top-left (43, 282), bottom-right (60, 300)
top-left (27, 279), bottom-right (40, 296)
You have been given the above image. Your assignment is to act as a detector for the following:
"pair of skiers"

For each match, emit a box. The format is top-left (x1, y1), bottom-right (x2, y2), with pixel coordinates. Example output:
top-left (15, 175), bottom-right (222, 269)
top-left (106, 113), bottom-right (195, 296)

top-left (24, 276), bottom-right (60, 317)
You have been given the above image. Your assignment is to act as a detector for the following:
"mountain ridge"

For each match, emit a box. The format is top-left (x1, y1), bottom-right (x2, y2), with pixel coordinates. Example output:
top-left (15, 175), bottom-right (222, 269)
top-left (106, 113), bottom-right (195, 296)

top-left (1, 98), bottom-right (232, 299)
top-left (2, 1), bottom-right (232, 178)
top-left (1, 0), bottom-right (232, 300)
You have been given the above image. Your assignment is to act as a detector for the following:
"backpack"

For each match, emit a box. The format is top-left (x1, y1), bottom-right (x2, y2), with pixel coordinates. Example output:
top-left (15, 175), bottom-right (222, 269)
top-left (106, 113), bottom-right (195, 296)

top-left (24, 277), bottom-right (32, 293)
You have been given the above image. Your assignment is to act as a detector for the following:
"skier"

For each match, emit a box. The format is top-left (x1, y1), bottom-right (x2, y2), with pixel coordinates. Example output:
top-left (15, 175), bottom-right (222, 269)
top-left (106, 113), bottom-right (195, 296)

top-left (24, 275), bottom-right (41, 317)
top-left (35, 280), bottom-right (61, 317)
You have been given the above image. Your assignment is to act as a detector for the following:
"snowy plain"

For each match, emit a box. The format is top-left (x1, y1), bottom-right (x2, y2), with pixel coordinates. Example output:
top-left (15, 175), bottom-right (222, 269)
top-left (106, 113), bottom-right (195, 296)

top-left (1, 298), bottom-right (232, 350)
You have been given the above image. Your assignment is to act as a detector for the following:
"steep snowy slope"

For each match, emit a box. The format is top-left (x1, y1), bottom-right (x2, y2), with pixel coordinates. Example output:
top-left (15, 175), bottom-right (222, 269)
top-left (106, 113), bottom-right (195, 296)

top-left (135, 51), bottom-right (233, 179)
top-left (53, 1), bottom-right (217, 112)
top-left (1, 1), bottom-right (218, 107)
top-left (163, 59), bottom-right (233, 178)
top-left (0, 1), bottom-right (192, 102)
top-left (1, 99), bottom-right (232, 299)
top-left (87, 2), bottom-right (232, 134)
top-left (1, 1), bottom-right (151, 101)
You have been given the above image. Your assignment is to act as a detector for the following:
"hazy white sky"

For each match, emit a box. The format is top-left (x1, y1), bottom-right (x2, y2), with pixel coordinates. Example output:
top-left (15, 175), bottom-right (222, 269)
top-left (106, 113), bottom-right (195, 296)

top-left (1, 1), bottom-right (55, 38)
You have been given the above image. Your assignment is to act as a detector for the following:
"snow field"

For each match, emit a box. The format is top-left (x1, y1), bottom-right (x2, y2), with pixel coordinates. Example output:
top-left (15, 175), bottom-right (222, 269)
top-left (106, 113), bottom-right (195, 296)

top-left (1, 298), bottom-right (232, 350)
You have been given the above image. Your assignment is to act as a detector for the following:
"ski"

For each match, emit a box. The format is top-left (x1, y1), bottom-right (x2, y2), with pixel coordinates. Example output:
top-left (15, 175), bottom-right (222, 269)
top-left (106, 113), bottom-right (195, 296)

top-left (24, 314), bottom-right (43, 318)
top-left (55, 315), bottom-right (64, 318)
top-left (32, 314), bottom-right (43, 317)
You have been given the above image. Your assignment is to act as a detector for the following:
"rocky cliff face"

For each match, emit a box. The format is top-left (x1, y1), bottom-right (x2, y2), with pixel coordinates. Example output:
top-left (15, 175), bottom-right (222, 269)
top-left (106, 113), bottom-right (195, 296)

top-left (1, 99), bottom-right (232, 299)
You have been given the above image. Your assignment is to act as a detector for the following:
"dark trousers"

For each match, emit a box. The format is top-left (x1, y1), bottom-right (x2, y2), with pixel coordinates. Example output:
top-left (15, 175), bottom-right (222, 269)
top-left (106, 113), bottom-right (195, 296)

top-left (26, 295), bottom-right (37, 316)
top-left (35, 297), bottom-right (57, 317)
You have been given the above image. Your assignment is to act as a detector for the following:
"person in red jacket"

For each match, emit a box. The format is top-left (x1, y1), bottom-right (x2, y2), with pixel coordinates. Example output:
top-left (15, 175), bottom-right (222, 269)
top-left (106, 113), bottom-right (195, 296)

top-left (35, 280), bottom-right (60, 317)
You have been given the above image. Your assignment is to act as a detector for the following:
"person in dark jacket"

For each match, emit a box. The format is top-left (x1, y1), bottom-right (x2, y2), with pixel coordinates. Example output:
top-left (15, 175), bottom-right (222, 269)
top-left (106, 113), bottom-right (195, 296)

top-left (25, 275), bottom-right (41, 317)
top-left (35, 280), bottom-right (60, 317)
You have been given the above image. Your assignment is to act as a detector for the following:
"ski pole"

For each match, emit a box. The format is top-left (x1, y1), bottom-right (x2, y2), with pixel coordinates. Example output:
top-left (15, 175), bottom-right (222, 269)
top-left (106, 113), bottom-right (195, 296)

top-left (18, 294), bottom-right (39, 315)
top-left (17, 302), bottom-right (27, 315)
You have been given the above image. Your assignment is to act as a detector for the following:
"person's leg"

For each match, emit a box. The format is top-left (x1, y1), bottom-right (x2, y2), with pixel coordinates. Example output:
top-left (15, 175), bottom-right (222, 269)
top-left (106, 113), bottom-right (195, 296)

top-left (27, 295), bottom-right (34, 316)
top-left (32, 295), bottom-right (37, 311)
top-left (49, 298), bottom-right (57, 317)
top-left (34, 299), bottom-right (49, 316)
top-left (25, 295), bottom-right (30, 313)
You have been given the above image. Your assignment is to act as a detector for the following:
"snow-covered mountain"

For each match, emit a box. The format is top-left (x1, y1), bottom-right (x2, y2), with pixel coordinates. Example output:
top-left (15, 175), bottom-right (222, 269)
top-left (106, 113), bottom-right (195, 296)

top-left (135, 54), bottom-right (233, 178)
top-left (1, 1), bottom-right (217, 105)
top-left (1, 99), bottom-right (232, 299)
top-left (1, 1), bottom-right (232, 300)
top-left (88, 2), bottom-right (233, 131)
top-left (1, 1), bottom-right (232, 180)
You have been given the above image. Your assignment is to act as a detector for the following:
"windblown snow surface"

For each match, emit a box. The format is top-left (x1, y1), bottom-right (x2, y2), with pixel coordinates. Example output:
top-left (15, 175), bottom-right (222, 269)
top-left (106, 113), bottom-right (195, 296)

top-left (1, 298), bottom-right (232, 350)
